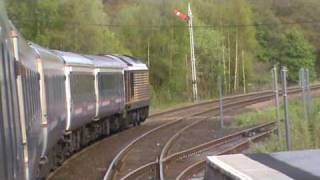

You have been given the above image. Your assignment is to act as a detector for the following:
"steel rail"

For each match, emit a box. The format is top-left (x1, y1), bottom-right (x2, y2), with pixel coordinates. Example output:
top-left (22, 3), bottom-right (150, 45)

top-left (172, 85), bottom-right (320, 180)
top-left (103, 84), bottom-right (320, 180)
top-left (103, 117), bottom-right (184, 180)
top-left (119, 161), bottom-right (159, 180)
top-left (149, 89), bottom-right (273, 118)
top-left (149, 84), bottom-right (320, 118)
top-left (158, 95), bottom-right (277, 180)
top-left (176, 125), bottom-right (277, 180)
top-left (104, 91), bottom-right (274, 180)
top-left (163, 121), bottom-right (275, 164)
top-left (110, 94), bottom-right (275, 180)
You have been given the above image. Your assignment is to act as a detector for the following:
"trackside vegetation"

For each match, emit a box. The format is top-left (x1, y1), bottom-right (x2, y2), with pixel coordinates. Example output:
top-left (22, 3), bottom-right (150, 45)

top-left (233, 98), bottom-right (320, 152)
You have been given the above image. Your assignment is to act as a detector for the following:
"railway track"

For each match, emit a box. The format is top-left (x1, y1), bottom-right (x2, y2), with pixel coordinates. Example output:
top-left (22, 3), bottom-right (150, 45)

top-left (166, 122), bottom-right (276, 180)
top-left (149, 89), bottom-right (273, 119)
top-left (49, 85), bottom-right (320, 180)
top-left (104, 85), bottom-right (320, 180)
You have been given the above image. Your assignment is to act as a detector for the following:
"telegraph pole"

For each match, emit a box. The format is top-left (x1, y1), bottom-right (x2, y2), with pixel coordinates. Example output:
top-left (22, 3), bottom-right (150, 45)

top-left (188, 3), bottom-right (198, 102)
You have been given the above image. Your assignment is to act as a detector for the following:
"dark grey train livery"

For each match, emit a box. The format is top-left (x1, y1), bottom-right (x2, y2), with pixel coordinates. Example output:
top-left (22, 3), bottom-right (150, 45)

top-left (0, 2), bottom-right (150, 179)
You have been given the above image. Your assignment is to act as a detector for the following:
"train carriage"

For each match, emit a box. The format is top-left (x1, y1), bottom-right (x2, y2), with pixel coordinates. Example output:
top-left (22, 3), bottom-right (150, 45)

top-left (29, 44), bottom-right (67, 161)
top-left (0, 6), bottom-right (26, 180)
top-left (7, 29), bottom-right (43, 180)
top-left (14, 34), bottom-right (43, 180)
top-left (0, 1), bottom-right (151, 178)
top-left (53, 51), bottom-right (96, 132)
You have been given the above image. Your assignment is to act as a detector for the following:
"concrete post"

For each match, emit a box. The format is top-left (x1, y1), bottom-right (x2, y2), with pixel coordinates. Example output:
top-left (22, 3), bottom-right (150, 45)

top-left (282, 67), bottom-right (291, 151)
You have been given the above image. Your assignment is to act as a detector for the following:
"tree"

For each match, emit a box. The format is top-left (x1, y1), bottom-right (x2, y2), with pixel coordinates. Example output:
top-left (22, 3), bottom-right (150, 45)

top-left (7, 0), bottom-right (129, 54)
top-left (195, 20), bottom-right (225, 98)
top-left (7, 0), bottom-right (320, 106)
top-left (279, 28), bottom-right (316, 81)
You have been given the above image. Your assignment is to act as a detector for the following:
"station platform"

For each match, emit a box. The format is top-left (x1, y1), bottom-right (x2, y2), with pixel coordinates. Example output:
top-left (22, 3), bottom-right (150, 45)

top-left (204, 149), bottom-right (320, 180)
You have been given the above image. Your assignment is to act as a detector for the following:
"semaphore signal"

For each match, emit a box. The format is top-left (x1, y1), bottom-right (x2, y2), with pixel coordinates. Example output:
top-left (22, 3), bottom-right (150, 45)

top-left (174, 4), bottom-right (198, 102)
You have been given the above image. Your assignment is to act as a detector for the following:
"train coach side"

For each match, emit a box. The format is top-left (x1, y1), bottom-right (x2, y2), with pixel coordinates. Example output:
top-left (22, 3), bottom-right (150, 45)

top-left (11, 31), bottom-right (43, 179)
top-left (30, 44), bottom-right (67, 176)
top-left (0, 6), bottom-right (26, 180)
top-left (53, 51), bottom-right (96, 132)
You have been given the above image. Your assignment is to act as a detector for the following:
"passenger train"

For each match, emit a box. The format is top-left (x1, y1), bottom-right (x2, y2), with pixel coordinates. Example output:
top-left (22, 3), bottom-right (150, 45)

top-left (0, 2), bottom-right (150, 180)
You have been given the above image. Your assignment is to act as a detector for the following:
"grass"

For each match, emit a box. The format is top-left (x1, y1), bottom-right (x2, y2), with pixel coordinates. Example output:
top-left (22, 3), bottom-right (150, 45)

top-left (232, 97), bottom-right (320, 153)
top-left (150, 100), bottom-right (193, 114)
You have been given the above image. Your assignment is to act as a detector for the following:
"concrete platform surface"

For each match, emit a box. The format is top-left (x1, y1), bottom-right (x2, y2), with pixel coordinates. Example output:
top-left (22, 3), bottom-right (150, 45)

top-left (205, 149), bottom-right (320, 180)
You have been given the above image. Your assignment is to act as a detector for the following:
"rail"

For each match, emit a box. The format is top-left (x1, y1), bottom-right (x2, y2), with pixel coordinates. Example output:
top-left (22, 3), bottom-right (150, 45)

top-left (104, 84), bottom-right (320, 180)
top-left (176, 123), bottom-right (277, 180)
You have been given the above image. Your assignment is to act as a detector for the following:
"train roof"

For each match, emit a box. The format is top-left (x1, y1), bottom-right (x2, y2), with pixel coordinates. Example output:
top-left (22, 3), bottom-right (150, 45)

top-left (29, 43), bottom-right (64, 63)
top-left (107, 54), bottom-right (148, 71)
top-left (52, 50), bottom-right (94, 67)
top-left (84, 55), bottom-right (127, 69)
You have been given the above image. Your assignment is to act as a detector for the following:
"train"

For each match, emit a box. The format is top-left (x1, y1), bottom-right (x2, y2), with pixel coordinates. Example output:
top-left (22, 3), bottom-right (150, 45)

top-left (0, 2), bottom-right (150, 180)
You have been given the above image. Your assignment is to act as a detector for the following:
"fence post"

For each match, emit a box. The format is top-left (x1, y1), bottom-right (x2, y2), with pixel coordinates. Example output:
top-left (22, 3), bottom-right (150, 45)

top-left (281, 66), bottom-right (291, 151)
top-left (305, 69), bottom-right (311, 116)
top-left (300, 68), bottom-right (308, 121)
top-left (272, 65), bottom-right (281, 137)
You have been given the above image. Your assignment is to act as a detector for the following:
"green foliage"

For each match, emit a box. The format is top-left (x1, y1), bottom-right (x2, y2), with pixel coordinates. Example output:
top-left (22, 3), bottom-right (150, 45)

top-left (278, 28), bottom-right (316, 81)
top-left (232, 107), bottom-right (276, 127)
top-left (196, 26), bottom-right (225, 97)
top-left (233, 98), bottom-right (320, 152)
top-left (6, 0), bottom-right (320, 108)
top-left (253, 0), bottom-right (317, 82)
top-left (7, 0), bottom-right (129, 54)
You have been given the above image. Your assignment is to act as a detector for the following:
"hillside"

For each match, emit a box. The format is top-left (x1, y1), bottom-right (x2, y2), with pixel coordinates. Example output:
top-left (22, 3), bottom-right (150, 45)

top-left (6, 0), bottom-right (320, 106)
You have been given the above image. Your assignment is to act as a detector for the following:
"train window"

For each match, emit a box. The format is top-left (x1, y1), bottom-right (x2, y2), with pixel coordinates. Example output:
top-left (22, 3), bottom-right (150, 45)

top-left (70, 73), bottom-right (94, 102)
top-left (45, 74), bottom-right (62, 113)
top-left (98, 72), bottom-right (124, 99)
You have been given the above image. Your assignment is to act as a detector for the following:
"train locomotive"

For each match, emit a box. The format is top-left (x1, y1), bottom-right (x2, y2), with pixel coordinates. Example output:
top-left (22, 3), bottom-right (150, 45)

top-left (0, 2), bottom-right (150, 180)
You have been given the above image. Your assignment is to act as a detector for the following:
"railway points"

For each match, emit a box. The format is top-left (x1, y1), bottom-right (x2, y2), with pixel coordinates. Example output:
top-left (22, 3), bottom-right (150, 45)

top-left (97, 85), bottom-right (320, 180)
